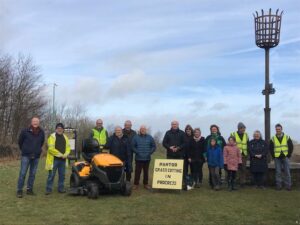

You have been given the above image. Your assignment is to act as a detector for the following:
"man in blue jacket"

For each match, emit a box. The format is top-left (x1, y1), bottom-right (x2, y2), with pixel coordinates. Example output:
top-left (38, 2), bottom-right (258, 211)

top-left (17, 116), bottom-right (45, 198)
top-left (132, 125), bottom-right (156, 190)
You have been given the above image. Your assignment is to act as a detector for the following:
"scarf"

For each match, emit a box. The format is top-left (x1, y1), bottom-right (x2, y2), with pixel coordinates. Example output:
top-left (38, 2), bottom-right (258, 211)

top-left (193, 136), bottom-right (201, 142)
top-left (30, 126), bottom-right (40, 136)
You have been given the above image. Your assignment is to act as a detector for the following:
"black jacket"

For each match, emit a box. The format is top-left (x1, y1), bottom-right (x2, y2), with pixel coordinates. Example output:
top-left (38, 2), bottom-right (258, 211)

top-left (269, 133), bottom-right (293, 158)
top-left (248, 139), bottom-right (268, 173)
top-left (184, 134), bottom-right (193, 158)
top-left (163, 129), bottom-right (186, 158)
top-left (105, 134), bottom-right (131, 171)
top-left (122, 129), bottom-right (137, 162)
top-left (187, 137), bottom-right (206, 162)
top-left (18, 127), bottom-right (45, 158)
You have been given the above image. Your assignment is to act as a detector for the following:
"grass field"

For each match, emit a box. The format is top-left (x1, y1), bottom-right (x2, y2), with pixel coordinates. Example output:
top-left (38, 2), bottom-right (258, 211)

top-left (0, 151), bottom-right (299, 225)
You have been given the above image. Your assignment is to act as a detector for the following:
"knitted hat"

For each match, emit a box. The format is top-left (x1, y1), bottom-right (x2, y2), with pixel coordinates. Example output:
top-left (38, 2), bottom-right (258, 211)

top-left (55, 123), bottom-right (65, 129)
top-left (237, 122), bottom-right (246, 129)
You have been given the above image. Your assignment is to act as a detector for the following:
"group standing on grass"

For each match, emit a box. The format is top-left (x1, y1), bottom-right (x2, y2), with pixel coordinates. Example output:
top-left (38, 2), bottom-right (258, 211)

top-left (16, 116), bottom-right (294, 198)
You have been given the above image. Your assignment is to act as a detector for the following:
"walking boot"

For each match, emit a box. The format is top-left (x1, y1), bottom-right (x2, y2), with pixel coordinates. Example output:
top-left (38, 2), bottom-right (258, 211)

top-left (232, 180), bottom-right (238, 191)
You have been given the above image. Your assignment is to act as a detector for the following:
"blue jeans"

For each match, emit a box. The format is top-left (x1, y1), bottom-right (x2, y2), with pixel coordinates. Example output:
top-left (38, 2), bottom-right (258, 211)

top-left (274, 157), bottom-right (291, 188)
top-left (17, 156), bottom-right (39, 191)
top-left (46, 158), bottom-right (66, 192)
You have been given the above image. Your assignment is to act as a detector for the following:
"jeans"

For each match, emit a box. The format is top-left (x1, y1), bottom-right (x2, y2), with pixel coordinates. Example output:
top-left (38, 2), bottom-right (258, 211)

top-left (134, 160), bottom-right (150, 185)
top-left (274, 157), bottom-right (291, 188)
top-left (46, 158), bottom-right (66, 192)
top-left (17, 156), bottom-right (39, 191)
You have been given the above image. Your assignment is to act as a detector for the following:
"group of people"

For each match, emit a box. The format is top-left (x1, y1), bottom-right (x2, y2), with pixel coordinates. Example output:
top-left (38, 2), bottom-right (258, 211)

top-left (16, 116), bottom-right (294, 198)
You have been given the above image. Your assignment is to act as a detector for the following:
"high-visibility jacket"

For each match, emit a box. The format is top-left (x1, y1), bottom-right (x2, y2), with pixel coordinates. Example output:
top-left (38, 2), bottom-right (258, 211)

top-left (272, 134), bottom-right (289, 158)
top-left (45, 133), bottom-right (71, 170)
top-left (231, 132), bottom-right (248, 156)
top-left (92, 128), bottom-right (107, 145)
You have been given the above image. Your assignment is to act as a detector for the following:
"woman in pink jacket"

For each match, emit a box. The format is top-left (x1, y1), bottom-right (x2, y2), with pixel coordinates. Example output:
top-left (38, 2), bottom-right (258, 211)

top-left (223, 136), bottom-right (242, 191)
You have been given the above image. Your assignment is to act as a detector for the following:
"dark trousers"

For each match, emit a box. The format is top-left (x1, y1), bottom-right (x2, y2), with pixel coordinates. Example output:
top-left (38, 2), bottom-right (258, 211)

top-left (227, 170), bottom-right (236, 182)
top-left (238, 156), bottom-right (247, 185)
top-left (126, 172), bottom-right (131, 182)
top-left (191, 160), bottom-right (204, 183)
top-left (184, 157), bottom-right (192, 175)
top-left (252, 172), bottom-right (265, 186)
top-left (209, 167), bottom-right (221, 188)
top-left (134, 160), bottom-right (150, 185)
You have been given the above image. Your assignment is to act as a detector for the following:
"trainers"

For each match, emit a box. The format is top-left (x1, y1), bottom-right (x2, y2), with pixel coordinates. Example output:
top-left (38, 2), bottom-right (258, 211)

top-left (58, 189), bottom-right (66, 193)
top-left (26, 189), bottom-right (35, 195)
top-left (144, 185), bottom-right (151, 190)
top-left (132, 185), bottom-right (139, 190)
top-left (17, 190), bottom-right (23, 198)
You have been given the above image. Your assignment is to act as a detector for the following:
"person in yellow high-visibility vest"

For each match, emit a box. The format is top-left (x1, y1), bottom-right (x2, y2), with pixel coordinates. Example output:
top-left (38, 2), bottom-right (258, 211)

top-left (231, 122), bottom-right (249, 187)
top-left (270, 124), bottom-right (294, 191)
top-left (90, 119), bottom-right (108, 150)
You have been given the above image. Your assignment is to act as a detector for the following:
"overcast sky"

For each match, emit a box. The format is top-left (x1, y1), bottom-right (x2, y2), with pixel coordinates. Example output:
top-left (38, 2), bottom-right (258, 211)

top-left (1, 0), bottom-right (300, 140)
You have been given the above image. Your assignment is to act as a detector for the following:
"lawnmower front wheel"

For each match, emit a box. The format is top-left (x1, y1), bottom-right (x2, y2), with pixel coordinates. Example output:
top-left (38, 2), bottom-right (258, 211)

top-left (87, 182), bottom-right (99, 199)
top-left (121, 181), bottom-right (132, 196)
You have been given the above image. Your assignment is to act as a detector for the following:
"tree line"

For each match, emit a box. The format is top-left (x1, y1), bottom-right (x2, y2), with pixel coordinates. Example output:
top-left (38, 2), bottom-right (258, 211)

top-left (0, 53), bottom-right (163, 159)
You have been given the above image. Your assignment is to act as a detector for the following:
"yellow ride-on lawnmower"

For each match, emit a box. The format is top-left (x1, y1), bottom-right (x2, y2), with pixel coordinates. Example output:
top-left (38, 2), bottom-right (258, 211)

top-left (69, 138), bottom-right (132, 199)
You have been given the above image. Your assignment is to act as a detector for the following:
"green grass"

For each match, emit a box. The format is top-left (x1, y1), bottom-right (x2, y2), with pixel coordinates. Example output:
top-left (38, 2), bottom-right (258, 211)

top-left (0, 152), bottom-right (299, 225)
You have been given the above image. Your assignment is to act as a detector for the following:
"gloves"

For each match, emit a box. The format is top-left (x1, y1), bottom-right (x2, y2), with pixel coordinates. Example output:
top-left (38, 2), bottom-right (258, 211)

top-left (224, 164), bottom-right (228, 171)
top-left (238, 164), bottom-right (242, 170)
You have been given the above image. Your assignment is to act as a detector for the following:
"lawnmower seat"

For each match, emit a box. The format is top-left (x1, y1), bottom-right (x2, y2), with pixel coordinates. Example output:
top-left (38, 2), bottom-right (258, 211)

top-left (81, 138), bottom-right (100, 163)
top-left (82, 152), bottom-right (97, 163)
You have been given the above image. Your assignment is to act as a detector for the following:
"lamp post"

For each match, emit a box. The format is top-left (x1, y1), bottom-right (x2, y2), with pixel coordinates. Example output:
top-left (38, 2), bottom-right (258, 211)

top-left (253, 8), bottom-right (283, 146)
top-left (52, 83), bottom-right (58, 130)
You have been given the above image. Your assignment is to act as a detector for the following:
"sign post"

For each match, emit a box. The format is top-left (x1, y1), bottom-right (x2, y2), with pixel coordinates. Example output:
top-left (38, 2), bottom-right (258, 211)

top-left (152, 159), bottom-right (184, 190)
top-left (64, 127), bottom-right (78, 162)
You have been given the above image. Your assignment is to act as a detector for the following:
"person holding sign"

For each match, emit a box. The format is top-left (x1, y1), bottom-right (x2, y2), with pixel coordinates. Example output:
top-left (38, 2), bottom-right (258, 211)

top-left (187, 128), bottom-right (206, 188)
top-left (132, 125), bottom-right (156, 190)
top-left (207, 137), bottom-right (224, 191)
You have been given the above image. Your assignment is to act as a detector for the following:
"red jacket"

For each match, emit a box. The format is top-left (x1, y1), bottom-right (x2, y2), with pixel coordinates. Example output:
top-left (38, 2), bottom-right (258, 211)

top-left (223, 144), bottom-right (242, 171)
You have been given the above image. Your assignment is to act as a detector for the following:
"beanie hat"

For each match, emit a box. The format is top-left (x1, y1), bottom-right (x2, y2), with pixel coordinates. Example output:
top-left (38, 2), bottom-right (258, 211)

top-left (55, 123), bottom-right (64, 129)
top-left (237, 122), bottom-right (246, 129)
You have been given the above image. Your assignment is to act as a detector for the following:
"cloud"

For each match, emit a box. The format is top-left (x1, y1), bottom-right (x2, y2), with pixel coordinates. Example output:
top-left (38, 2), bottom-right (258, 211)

top-left (0, 0), bottom-right (15, 49)
top-left (106, 70), bottom-right (173, 98)
top-left (282, 112), bottom-right (300, 118)
top-left (210, 103), bottom-right (229, 111)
